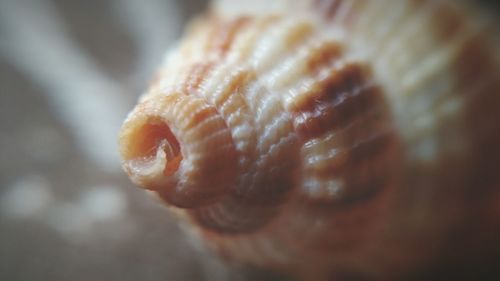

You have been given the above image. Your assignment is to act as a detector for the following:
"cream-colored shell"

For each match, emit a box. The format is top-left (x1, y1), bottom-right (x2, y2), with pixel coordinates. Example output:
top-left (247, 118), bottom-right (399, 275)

top-left (119, 0), bottom-right (500, 280)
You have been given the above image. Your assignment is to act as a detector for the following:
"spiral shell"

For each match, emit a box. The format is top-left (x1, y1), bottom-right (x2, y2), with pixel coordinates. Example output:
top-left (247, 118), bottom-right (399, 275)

top-left (119, 0), bottom-right (500, 279)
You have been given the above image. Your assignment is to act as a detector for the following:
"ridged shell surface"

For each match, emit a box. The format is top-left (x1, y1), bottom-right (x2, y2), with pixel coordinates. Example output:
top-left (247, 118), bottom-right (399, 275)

top-left (119, 0), bottom-right (500, 280)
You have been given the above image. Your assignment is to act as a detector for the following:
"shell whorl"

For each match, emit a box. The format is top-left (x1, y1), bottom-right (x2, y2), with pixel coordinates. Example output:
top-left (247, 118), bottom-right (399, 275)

top-left (120, 91), bottom-right (239, 207)
top-left (119, 0), bottom-right (500, 279)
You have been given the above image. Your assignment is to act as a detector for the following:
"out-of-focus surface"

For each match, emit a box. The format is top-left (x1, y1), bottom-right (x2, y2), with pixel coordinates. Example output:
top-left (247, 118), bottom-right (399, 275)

top-left (0, 0), bottom-right (284, 280)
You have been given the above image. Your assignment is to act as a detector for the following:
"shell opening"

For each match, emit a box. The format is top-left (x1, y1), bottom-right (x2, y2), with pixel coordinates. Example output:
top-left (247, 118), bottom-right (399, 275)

top-left (122, 118), bottom-right (182, 188)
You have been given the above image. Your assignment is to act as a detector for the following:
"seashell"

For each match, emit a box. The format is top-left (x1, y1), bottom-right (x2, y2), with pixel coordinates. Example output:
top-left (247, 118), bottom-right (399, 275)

top-left (119, 0), bottom-right (500, 280)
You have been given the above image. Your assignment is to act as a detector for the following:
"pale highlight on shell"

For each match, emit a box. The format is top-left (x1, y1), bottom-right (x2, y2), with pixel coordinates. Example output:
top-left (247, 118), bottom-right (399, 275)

top-left (119, 0), bottom-right (500, 280)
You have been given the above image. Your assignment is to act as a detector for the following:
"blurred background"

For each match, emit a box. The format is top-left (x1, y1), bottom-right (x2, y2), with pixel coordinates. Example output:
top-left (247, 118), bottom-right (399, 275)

top-left (0, 0), bottom-right (283, 280)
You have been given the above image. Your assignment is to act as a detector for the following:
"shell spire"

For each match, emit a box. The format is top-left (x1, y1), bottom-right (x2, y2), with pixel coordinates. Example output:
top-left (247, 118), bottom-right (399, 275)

top-left (119, 0), bottom-right (500, 280)
top-left (120, 92), bottom-right (239, 207)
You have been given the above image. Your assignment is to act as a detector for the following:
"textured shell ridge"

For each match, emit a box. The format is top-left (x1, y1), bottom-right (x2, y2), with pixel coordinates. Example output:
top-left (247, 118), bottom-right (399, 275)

top-left (119, 0), bottom-right (500, 280)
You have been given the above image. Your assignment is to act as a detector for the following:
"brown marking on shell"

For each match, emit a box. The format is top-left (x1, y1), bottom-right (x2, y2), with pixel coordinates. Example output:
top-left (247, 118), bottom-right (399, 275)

top-left (206, 16), bottom-right (252, 57)
top-left (304, 41), bottom-right (343, 73)
top-left (292, 64), bottom-right (379, 140)
top-left (183, 63), bottom-right (215, 92)
top-left (432, 2), bottom-right (468, 41)
top-left (313, 0), bottom-right (342, 20)
top-left (274, 39), bottom-right (405, 209)
top-left (311, 0), bottom-right (361, 27)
